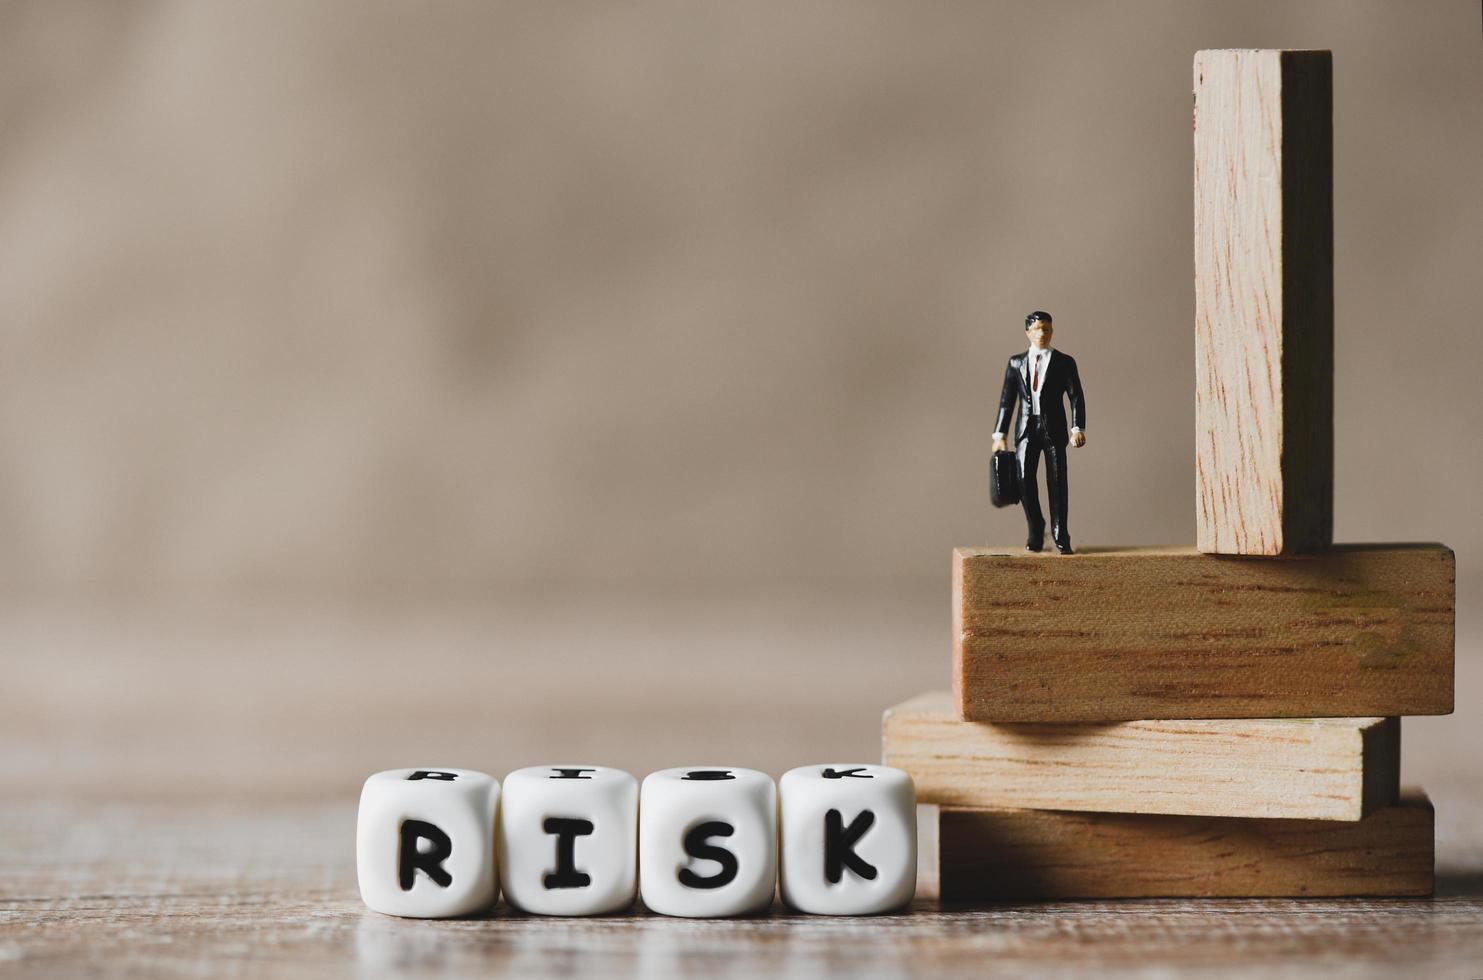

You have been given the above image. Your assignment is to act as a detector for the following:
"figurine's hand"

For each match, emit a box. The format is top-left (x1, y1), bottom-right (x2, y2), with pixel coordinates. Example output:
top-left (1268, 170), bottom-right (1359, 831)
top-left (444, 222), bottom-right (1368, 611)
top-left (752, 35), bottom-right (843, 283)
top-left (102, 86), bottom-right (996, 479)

top-left (991, 435), bottom-right (1009, 454)
top-left (1070, 430), bottom-right (1086, 448)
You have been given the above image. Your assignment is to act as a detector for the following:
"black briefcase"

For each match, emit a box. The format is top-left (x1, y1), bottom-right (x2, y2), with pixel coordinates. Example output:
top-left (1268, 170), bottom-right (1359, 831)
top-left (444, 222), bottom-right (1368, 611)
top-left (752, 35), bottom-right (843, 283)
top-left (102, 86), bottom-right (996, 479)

top-left (990, 450), bottom-right (1020, 508)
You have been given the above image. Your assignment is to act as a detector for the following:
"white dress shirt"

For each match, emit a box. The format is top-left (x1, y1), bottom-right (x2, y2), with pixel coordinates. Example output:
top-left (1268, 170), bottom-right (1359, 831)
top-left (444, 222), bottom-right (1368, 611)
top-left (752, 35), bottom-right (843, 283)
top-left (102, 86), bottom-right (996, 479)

top-left (1026, 347), bottom-right (1051, 415)
top-left (993, 346), bottom-right (1083, 441)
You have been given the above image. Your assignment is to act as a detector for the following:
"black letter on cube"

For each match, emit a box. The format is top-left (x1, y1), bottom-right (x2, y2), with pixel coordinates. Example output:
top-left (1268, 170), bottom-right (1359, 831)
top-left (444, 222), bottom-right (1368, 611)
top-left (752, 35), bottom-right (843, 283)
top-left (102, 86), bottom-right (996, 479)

top-left (678, 821), bottom-right (738, 889)
top-left (681, 770), bottom-right (734, 781)
top-left (549, 769), bottom-right (596, 780)
top-left (825, 809), bottom-right (877, 884)
top-left (407, 771), bottom-right (459, 781)
top-left (542, 817), bottom-right (595, 889)
top-left (398, 819), bottom-right (454, 890)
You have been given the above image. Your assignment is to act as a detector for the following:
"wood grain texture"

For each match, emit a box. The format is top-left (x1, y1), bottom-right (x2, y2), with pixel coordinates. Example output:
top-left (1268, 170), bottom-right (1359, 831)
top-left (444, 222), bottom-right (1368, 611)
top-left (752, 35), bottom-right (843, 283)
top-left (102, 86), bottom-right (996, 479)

top-left (1194, 49), bottom-right (1334, 555)
top-left (940, 793), bottom-right (1434, 900)
top-left (884, 691), bottom-right (1398, 821)
top-left (4, 799), bottom-right (1482, 980)
top-left (953, 545), bottom-right (1454, 722)
top-left (1, 601), bottom-right (1481, 978)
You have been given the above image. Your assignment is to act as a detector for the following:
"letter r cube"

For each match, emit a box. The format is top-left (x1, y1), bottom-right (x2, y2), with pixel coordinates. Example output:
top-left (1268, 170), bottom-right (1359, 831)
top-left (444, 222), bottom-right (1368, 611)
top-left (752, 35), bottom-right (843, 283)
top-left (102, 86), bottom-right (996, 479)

top-left (356, 768), bottom-right (500, 918)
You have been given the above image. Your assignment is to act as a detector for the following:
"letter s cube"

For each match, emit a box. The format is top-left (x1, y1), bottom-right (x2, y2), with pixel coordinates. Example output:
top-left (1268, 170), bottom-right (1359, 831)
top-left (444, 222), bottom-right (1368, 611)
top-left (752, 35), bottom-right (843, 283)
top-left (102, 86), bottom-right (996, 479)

top-left (356, 768), bottom-right (500, 918)
top-left (638, 767), bottom-right (777, 918)
top-left (779, 764), bottom-right (916, 915)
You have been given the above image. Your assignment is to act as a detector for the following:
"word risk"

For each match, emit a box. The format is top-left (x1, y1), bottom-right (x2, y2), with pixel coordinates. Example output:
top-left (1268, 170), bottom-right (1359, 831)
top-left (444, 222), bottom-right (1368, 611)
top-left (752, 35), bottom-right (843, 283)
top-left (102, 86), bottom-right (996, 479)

top-left (357, 764), bottom-right (916, 918)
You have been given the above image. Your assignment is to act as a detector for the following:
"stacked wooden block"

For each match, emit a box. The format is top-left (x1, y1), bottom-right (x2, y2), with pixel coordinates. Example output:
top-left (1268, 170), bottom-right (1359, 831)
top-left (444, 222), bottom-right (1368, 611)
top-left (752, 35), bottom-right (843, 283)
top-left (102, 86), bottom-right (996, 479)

top-left (883, 50), bottom-right (1455, 900)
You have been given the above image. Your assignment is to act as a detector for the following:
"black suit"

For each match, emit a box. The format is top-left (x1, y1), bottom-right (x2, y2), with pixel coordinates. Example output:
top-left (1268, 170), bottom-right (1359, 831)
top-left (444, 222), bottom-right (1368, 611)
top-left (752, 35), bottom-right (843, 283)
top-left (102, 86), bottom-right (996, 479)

top-left (995, 349), bottom-right (1086, 550)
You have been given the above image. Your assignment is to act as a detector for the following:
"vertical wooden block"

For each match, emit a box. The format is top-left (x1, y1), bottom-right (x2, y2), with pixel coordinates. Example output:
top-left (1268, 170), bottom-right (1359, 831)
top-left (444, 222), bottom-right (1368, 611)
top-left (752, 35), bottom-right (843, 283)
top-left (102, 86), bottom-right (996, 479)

top-left (1194, 49), bottom-right (1333, 555)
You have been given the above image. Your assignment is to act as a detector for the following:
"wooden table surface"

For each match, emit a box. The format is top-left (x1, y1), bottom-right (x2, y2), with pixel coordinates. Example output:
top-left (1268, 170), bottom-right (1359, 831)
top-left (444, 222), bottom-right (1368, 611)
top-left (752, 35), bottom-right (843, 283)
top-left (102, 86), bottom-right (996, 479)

top-left (4, 591), bottom-right (1481, 977)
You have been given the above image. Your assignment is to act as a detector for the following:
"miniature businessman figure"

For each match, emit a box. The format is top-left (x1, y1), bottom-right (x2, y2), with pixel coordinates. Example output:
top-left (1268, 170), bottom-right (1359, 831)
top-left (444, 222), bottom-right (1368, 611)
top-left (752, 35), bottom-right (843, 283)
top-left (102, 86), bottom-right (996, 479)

top-left (990, 311), bottom-right (1087, 554)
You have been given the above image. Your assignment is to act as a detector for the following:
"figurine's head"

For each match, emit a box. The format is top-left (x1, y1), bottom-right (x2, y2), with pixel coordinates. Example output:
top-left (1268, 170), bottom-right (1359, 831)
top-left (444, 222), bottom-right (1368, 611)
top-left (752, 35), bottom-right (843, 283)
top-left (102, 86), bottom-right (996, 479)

top-left (1025, 311), bottom-right (1053, 350)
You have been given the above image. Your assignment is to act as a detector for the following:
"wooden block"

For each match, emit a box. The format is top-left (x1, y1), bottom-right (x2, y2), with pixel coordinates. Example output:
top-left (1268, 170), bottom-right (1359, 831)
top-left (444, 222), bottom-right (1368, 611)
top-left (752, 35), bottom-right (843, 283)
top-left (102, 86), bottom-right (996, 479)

top-left (883, 692), bottom-right (1397, 821)
top-left (1194, 49), bottom-right (1333, 555)
top-left (953, 545), bottom-right (1454, 722)
top-left (938, 792), bottom-right (1434, 900)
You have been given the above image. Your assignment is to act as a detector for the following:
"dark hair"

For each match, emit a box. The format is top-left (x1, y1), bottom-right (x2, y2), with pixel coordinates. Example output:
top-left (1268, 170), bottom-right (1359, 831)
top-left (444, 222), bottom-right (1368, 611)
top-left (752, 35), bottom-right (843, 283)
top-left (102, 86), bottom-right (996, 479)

top-left (1025, 311), bottom-right (1053, 329)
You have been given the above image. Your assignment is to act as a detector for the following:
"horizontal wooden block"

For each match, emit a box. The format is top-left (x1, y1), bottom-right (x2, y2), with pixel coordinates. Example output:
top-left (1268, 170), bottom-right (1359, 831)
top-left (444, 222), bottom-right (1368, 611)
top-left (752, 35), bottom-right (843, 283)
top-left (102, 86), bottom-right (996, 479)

top-left (953, 545), bottom-right (1454, 721)
top-left (883, 692), bottom-right (1397, 821)
top-left (939, 792), bottom-right (1434, 900)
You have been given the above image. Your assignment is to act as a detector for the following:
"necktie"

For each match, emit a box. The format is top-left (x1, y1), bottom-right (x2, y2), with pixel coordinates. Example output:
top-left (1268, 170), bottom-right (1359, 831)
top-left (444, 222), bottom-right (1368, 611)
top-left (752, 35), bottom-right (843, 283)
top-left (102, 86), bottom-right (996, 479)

top-left (1032, 354), bottom-right (1041, 392)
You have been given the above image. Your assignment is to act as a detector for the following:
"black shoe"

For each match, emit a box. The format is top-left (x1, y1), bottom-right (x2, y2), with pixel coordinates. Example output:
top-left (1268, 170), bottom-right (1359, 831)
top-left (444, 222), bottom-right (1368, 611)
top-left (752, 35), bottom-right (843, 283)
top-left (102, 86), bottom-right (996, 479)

top-left (1026, 541), bottom-right (1044, 553)
top-left (1026, 528), bottom-right (1045, 552)
top-left (1056, 543), bottom-right (1075, 555)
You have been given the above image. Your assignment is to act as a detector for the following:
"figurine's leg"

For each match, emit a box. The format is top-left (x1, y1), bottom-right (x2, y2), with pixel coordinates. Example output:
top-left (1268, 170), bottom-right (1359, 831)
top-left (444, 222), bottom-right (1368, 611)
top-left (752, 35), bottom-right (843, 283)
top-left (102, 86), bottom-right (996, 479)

top-left (1018, 437), bottom-right (1045, 549)
top-left (1046, 443), bottom-right (1070, 552)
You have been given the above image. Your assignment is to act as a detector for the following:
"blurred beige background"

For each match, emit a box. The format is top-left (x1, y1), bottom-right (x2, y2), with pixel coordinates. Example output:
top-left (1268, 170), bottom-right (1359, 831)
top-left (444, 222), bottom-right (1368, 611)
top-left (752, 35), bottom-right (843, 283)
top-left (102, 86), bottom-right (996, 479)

top-left (2, 0), bottom-right (1480, 601)
top-left (1, 2), bottom-right (1481, 803)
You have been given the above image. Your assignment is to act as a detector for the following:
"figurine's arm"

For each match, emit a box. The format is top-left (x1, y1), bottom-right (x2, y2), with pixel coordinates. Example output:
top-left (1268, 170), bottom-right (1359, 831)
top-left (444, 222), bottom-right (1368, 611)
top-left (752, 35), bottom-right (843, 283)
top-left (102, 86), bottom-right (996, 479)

top-left (991, 359), bottom-right (1018, 452)
top-left (1066, 355), bottom-right (1087, 447)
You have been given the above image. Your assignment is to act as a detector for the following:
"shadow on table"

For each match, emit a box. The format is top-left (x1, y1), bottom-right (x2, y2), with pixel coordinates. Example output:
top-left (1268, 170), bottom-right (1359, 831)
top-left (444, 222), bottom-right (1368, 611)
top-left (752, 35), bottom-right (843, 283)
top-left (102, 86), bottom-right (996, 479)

top-left (1433, 870), bottom-right (1483, 899)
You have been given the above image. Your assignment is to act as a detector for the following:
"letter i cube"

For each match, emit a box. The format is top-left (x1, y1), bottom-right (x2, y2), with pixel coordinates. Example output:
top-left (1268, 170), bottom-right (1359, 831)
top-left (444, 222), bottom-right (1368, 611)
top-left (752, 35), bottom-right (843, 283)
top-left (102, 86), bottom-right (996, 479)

top-left (356, 768), bottom-right (500, 918)
top-left (638, 767), bottom-right (777, 918)
top-left (779, 764), bottom-right (916, 915)
top-left (498, 765), bottom-right (639, 915)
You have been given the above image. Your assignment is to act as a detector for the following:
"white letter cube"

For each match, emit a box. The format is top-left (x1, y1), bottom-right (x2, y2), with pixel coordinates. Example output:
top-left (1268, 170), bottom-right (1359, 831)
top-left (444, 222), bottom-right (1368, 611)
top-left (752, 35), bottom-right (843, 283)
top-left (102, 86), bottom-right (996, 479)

top-left (779, 764), bottom-right (916, 914)
top-left (639, 767), bottom-right (777, 917)
top-left (498, 765), bottom-right (638, 916)
top-left (357, 768), bottom-right (500, 918)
